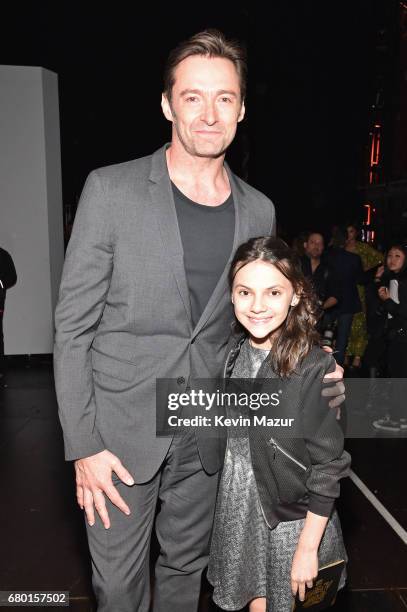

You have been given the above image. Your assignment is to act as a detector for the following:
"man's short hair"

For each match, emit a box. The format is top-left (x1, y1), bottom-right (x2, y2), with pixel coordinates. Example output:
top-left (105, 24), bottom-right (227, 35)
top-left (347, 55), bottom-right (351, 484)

top-left (163, 29), bottom-right (247, 102)
top-left (304, 231), bottom-right (324, 243)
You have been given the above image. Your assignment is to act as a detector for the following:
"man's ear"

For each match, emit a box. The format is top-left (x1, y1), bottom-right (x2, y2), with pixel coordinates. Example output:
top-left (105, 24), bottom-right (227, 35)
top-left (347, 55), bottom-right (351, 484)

top-left (161, 94), bottom-right (174, 123)
top-left (237, 100), bottom-right (246, 123)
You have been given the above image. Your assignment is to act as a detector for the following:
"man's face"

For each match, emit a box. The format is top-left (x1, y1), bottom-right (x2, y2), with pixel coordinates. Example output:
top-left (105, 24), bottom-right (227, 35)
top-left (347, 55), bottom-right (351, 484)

top-left (304, 234), bottom-right (324, 259)
top-left (161, 55), bottom-right (245, 158)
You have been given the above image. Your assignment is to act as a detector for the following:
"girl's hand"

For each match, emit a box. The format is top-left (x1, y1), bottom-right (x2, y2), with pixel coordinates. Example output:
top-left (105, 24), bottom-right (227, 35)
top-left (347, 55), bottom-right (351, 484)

top-left (291, 546), bottom-right (318, 602)
top-left (378, 286), bottom-right (390, 301)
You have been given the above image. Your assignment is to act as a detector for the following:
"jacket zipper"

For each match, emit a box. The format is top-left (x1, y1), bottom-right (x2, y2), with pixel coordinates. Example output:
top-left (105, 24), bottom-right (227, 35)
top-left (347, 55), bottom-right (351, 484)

top-left (256, 439), bottom-right (307, 530)
top-left (267, 437), bottom-right (307, 471)
top-left (258, 496), bottom-right (273, 529)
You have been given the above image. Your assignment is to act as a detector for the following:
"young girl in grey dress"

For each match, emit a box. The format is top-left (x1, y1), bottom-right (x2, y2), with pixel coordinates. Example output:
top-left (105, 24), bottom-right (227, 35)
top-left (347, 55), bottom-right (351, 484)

top-left (207, 237), bottom-right (350, 612)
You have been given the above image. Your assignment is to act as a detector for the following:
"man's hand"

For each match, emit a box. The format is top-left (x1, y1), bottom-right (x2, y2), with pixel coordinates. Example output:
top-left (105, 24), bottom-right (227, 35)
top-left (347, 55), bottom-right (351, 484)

top-left (321, 346), bottom-right (345, 417)
top-left (75, 449), bottom-right (134, 529)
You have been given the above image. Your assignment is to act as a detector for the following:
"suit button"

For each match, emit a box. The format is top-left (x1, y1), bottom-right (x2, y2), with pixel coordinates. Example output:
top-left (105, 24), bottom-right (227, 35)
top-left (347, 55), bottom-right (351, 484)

top-left (177, 377), bottom-right (185, 385)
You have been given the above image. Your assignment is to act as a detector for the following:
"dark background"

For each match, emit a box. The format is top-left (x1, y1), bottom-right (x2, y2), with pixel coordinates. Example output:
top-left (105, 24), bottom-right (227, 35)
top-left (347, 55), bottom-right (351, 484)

top-left (2, 7), bottom-right (407, 610)
top-left (1, 1), bottom-right (404, 240)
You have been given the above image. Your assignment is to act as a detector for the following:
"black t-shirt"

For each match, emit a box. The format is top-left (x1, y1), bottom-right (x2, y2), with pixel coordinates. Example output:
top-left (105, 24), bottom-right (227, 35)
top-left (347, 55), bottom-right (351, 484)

top-left (172, 182), bottom-right (235, 327)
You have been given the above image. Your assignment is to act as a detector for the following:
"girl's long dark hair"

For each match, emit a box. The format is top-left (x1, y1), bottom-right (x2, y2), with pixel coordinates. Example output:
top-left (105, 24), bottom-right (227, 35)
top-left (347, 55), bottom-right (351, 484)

top-left (229, 236), bottom-right (320, 377)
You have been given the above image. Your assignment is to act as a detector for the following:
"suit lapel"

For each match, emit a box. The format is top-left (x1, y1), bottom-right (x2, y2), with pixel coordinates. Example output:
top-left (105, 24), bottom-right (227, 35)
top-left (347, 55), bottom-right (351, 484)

top-left (148, 145), bottom-right (193, 328)
top-left (191, 163), bottom-right (250, 339)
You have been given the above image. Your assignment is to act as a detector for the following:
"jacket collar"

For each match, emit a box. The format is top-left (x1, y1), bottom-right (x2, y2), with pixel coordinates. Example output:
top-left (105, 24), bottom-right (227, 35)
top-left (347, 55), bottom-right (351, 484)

top-left (223, 331), bottom-right (246, 379)
top-left (147, 144), bottom-right (192, 327)
top-left (223, 324), bottom-right (280, 380)
top-left (148, 144), bottom-right (251, 337)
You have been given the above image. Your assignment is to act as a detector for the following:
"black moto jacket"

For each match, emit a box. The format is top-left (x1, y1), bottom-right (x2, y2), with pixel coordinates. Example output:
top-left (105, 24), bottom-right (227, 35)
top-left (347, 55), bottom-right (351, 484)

top-left (223, 332), bottom-right (351, 529)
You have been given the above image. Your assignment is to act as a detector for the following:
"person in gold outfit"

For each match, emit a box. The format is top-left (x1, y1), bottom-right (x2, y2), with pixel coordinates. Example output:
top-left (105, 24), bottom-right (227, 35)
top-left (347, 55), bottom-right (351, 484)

top-left (345, 224), bottom-right (382, 368)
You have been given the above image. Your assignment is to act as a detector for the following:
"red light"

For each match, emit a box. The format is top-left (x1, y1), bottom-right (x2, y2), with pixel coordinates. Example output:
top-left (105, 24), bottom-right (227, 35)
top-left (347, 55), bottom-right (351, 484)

top-left (364, 204), bottom-right (371, 225)
top-left (370, 131), bottom-right (381, 166)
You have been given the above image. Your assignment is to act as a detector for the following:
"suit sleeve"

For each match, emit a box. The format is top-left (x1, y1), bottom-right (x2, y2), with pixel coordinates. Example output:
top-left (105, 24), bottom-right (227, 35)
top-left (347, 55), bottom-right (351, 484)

top-left (301, 354), bottom-right (351, 516)
top-left (54, 171), bottom-right (114, 461)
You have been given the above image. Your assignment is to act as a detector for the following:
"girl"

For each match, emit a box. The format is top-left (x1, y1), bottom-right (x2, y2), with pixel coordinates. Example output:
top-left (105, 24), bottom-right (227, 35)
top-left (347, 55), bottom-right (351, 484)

top-left (208, 236), bottom-right (350, 612)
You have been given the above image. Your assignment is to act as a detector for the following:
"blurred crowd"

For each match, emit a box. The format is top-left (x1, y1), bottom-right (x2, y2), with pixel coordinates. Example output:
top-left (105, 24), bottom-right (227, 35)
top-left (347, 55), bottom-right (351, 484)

top-left (294, 225), bottom-right (407, 433)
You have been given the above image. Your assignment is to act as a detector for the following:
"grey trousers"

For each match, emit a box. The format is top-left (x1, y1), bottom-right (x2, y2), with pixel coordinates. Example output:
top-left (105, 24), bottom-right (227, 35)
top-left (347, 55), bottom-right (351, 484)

top-left (85, 430), bottom-right (219, 612)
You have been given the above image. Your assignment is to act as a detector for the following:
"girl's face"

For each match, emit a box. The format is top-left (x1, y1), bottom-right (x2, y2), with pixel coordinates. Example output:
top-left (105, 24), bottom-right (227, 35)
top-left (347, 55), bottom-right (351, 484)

top-left (232, 259), bottom-right (299, 349)
top-left (387, 248), bottom-right (406, 273)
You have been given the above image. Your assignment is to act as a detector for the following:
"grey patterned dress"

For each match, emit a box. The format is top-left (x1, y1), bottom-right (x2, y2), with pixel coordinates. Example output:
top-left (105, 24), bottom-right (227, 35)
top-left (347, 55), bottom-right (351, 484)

top-left (207, 339), bottom-right (347, 611)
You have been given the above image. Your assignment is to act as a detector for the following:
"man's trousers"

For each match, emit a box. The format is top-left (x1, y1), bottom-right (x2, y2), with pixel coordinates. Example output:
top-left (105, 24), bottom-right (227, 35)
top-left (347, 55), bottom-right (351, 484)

top-left (85, 430), bottom-right (219, 611)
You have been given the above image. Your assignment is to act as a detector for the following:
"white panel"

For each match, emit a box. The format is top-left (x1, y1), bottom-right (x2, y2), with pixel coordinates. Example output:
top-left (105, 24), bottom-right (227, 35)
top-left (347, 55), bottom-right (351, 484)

top-left (0, 66), bottom-right (64, 354)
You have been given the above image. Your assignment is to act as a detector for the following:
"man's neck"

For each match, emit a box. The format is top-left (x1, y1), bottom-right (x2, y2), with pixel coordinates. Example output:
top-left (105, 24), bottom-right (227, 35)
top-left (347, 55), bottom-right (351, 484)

top-left (166, 143), bottom-right (231, 206)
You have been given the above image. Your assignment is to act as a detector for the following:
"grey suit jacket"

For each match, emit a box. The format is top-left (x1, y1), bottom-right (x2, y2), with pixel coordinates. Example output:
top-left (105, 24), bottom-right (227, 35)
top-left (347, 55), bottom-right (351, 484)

top-left (54, 144), bottom-right (275, 482)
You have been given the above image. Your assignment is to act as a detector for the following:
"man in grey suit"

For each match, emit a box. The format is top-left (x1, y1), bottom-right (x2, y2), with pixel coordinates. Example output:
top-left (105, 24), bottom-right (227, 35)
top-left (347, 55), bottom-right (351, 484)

top-left (54, 30), bottom-right (343, 612)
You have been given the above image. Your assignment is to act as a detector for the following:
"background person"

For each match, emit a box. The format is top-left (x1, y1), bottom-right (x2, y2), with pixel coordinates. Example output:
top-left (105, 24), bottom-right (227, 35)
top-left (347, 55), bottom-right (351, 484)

top-left (325, 227), bottom-right (366, 366)
top-left (371, 244), bottom-right (407, 432)
top-left (345, 223), bottom-right (382, 369)
top-left (300, 231), bottom-right (338, 324)
top-left (0, 246), bottom-right (17, 381)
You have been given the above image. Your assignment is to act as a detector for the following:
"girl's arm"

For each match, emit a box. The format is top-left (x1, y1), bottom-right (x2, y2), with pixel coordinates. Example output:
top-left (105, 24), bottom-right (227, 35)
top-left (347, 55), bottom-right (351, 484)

top-left (291, 511), bottom-right (328, 601)
top-left (301, 355), bottom-right (350, 518)
top-left (290, 352), bottom-right (351, 600)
